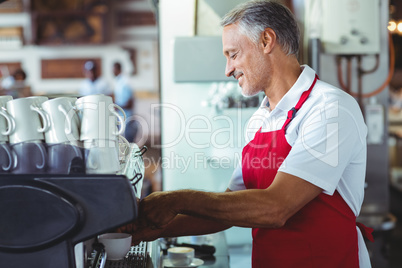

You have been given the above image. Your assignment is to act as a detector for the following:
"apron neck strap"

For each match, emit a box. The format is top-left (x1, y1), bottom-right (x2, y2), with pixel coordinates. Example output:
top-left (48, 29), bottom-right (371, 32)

top-left (282, 75), bottom-right (319, 130)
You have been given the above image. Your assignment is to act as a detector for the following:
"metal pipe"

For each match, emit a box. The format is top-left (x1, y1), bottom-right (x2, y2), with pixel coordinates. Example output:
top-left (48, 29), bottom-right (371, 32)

top-left (308, 38), bottom-right (320, 76)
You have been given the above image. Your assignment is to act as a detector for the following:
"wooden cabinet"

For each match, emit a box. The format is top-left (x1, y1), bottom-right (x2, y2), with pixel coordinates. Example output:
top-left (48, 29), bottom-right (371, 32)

top-left (30, 0), bottom-right (109, 45)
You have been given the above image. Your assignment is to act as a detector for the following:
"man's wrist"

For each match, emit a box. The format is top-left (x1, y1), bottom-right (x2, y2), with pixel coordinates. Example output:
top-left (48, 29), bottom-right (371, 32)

top-left (174, 190), bottom-right (192, 215)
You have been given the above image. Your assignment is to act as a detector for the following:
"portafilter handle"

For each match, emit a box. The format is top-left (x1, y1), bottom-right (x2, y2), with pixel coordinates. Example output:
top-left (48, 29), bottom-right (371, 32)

top-left (91, 243), bottom-right (107, 268)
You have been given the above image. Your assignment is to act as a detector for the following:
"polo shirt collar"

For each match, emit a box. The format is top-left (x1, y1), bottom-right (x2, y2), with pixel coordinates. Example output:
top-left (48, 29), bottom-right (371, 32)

top-left (260, 65), bottom-right (317, 113)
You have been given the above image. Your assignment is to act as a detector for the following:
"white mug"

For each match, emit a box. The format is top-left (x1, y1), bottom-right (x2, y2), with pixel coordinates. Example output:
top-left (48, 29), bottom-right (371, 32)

top-left (0, 95), bottom-right (14, 142)
top-left (84, 140), bottom-right (121, 174)
top-left (47, 142), bottom-right (83, 174)
top-left (76, 95), bottom-right (126, 141)
top-left (27, 96), bottom-right (49, 131)
top-left (11, 140), bottom-right (47, 174)
top-left (167, 247), bottom-right (195, 266)
top-left (83, 136), bottom-right (129, 174)
top-left (83, 135), bottom-right (130, 159)
top-left (26, 96), bottom-right (49, 105)
top-left (6, 97), bottom-right (49, 144)
top-left (67, 97), bottom-right (81, 124)
top-left (42, 97), bottom-right (80, 144)
top-left (0, 141), bottom-right (13, 173)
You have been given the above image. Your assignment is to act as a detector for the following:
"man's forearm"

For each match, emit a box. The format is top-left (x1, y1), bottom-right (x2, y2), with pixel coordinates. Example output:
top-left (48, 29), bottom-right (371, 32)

top-left (160, 214), bottom-right (232, 238)
top-left (175, 189), bottom-right (280, 228)
top-left (129, 214), bottom-right (231, 244)
top-left (175, 173), bottom-right (322, 229)
top-left (140, 172), bottom-right (322, 229)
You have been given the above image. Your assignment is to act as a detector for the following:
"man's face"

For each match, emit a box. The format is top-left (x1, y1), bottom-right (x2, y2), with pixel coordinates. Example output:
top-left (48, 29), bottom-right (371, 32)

top-left (84, 69), bottom-right (96, 81)
top-left (222, 23), bottom-right (268, 97)
top-left (113, 66), bottom-right (120, 77)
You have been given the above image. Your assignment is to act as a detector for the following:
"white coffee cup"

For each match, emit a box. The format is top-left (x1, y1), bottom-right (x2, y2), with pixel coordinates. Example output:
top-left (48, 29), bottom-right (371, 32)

top-left (84, 139), bottom-right (121, 174)
top-left (0, 141), bottom-right (13, 173)
top-left (41, 97), bottom-right (80, 144)
top-left (97, 233), bottom-right (132, 260)
top-left (0, 95), bottom-right (14, 142)
top-left (190, 235), bottom-right (207, 245)
top-left (6, 97), bottom-right (49, 144)
top-left (167, 247), bottom-right (195, 266)
top-left (27, 96), bottom-right (49, 130)
top-left (67, 97), bottom-right (81, 124)
top-left (76, 95), bottom-right (126, 141)
top-left (47, 142), bottom-right (84, 174)
top-left (11, 140), bottom-right (47, 174)
top-left (26, 96), bottom-right (49, 106)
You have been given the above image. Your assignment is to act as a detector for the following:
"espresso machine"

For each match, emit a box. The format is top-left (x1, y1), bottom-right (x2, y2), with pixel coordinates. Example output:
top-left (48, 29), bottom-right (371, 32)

top-left (0, 93), bottom-right (157, 268)
top-left (0, 174), bottom-right (139, 268)
top-left (0, 142), bottom-right (152, 268)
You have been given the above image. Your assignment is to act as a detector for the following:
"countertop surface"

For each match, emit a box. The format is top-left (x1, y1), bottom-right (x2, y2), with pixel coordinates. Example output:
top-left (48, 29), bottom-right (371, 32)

top-left (154, 232), bottom-right (230, 268)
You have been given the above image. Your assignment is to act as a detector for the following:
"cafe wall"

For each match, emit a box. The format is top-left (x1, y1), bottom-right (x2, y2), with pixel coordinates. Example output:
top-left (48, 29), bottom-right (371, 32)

top-left (0, 0), bottom-right (159, 95)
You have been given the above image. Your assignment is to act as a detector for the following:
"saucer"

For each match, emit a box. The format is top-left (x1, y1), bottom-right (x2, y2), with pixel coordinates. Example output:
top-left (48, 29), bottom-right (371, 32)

top-left (163, 257), bottom-right (204, 267)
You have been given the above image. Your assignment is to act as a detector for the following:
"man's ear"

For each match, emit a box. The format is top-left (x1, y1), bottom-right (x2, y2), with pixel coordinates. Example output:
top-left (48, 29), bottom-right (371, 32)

top-left (261, 28), bottom-right (276, 54)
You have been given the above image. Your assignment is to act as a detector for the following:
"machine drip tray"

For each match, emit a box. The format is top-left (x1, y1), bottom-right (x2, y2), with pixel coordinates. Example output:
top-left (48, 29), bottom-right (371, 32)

top-left (89, 242), bottom-right (148, 268)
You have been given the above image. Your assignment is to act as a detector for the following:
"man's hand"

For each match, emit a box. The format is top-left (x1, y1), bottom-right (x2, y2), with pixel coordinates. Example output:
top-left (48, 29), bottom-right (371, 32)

top-left (116, 221), bottom-right (167, 245)
top-left (138, 191), bottom-right (179, 229)
top-left (131, 225), bottom-right (167, 245)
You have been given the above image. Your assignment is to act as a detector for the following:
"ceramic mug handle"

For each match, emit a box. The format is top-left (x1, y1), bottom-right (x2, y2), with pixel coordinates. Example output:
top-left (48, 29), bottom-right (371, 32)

top-left (0, 108), bottom-right (15, 136)
top-left (58, 104), bottom-right (72, 134)
top-left (109, 104), bottom-right (126, 135)
top-left (65, 105), bottom-right (80, 143)
top-left (34, 143), bottom-right (46, 170)
top-left (30, 105), bottom-right (50, 133)
top-left (0, 143), bottom-right (12, 171)
top-left (118, 134), bottom-right (130, 157)
top-left (86, 141), bottom-right (99, 170)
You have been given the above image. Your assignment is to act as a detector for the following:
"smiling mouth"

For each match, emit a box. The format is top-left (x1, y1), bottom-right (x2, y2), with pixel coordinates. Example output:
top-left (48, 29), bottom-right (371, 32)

top-left (236, 74), bottom-right (244, 87)
top-left (233, 71), bottom-right (243, 80)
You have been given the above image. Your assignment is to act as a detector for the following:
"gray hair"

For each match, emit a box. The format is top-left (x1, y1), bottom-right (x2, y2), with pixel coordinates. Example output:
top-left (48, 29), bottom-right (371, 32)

top-left (221, 0), bottom-right (300, 56)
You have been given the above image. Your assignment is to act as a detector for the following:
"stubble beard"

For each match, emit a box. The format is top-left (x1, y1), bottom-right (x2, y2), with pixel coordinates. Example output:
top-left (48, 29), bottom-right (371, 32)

top-left (240, 80), bottom-right (263, 97)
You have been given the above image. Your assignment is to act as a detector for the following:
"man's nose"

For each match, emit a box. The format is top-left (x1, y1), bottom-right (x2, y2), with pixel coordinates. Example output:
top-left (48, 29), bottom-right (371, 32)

top-left (225, 60), bottom-right (234, 78)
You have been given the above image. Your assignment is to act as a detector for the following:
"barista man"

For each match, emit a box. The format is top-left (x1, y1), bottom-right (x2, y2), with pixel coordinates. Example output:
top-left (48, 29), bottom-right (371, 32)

top-left (121, 1), bottom-right (373, 267)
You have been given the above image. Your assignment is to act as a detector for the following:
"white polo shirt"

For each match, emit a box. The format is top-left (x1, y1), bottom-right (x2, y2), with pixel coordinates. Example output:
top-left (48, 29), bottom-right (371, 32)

top-left (228, 65), bottom-right (370, 267)
top-left (79, 78), bottom-right (111, 96)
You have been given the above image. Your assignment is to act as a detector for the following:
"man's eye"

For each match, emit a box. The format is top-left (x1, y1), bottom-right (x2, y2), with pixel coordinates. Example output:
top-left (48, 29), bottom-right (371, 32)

top-left (230, 53), bottom-right (237, 59)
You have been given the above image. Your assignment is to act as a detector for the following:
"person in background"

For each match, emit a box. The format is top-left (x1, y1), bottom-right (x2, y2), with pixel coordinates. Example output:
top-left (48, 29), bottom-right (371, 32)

top-left (1, 68), bottom-right (30, 97)
top-left (79, 60), bottom-right (111, 96)
top-left (389, 85), bottom-right (402, 113)
top-left (120, 1), bottom-right (372, 267)
top-left (112, 62), bottom-right (137, 142)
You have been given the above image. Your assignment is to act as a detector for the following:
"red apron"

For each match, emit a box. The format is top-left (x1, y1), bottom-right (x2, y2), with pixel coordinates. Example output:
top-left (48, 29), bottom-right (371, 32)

top-left (242, 76), bottom-right (373, 268)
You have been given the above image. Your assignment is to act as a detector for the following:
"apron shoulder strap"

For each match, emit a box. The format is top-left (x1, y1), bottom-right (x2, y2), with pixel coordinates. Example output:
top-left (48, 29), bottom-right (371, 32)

top-left (282, 75), bottom-right (319, 130)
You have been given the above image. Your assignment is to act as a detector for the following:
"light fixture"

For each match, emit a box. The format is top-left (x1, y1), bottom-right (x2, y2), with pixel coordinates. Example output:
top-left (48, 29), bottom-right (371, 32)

top-left (388, 20), bottom-right (397, 32)
top-left (397, 21), bottom-right (402, 33)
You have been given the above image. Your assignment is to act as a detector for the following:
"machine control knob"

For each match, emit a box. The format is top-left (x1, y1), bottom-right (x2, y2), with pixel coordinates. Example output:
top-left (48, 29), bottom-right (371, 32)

top-left (351, 29), bottom-right (359, 35)
top-left (340, 36), bottom-right (348, 45)
top-left (360, 37), bottom-right (369, 44)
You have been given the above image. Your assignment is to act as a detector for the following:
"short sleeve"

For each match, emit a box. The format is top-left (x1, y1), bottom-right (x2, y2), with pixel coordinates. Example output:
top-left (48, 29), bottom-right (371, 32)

top-left (228, 164), bottom-right (246, 191)
top-left (278, 105), bottom-right (365, 195)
